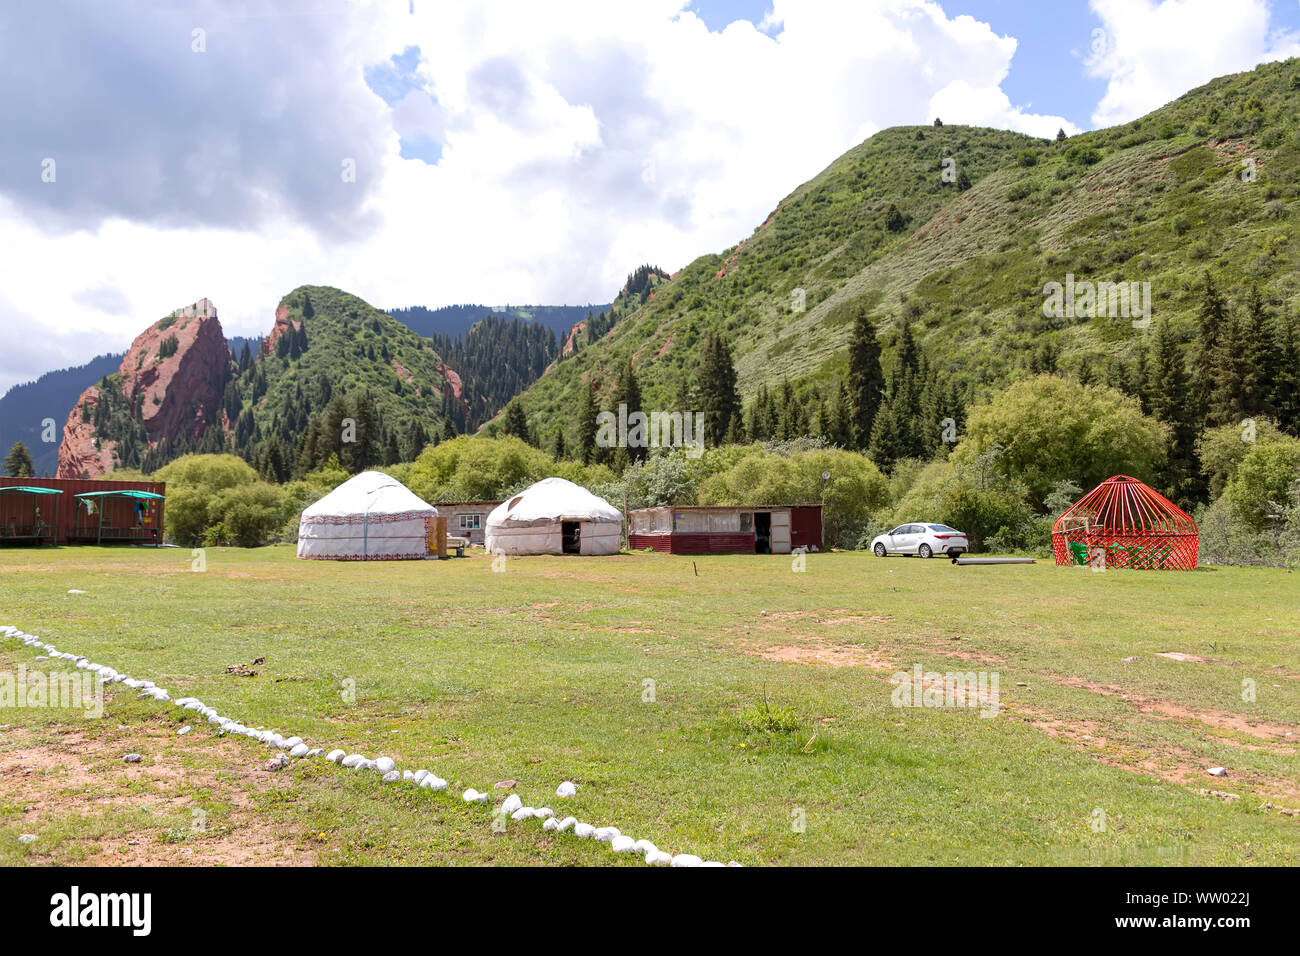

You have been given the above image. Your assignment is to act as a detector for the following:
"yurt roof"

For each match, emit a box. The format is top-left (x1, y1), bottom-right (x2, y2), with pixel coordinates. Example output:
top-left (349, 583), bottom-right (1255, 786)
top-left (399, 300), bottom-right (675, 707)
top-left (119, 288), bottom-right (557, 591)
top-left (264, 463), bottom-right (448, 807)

top-left (302, 471), bottom-right (437, 519)
top-left (1052, 475), bottom-right (1196, 535)
top-left (487, 477), bottom-right (621, 526)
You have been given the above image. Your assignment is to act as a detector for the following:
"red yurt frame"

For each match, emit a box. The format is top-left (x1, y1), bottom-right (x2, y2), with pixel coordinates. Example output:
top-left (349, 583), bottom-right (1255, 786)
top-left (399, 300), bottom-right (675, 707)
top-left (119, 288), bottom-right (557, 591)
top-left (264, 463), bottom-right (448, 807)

top-left (1052, 475), bottom-right (1198, 570)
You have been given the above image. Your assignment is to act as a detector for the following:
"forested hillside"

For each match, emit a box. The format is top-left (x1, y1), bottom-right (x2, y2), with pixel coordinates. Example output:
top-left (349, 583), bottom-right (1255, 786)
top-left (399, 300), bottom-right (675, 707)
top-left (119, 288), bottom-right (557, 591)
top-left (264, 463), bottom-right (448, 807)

top-left (518, 59), bottom-right (1300, 471)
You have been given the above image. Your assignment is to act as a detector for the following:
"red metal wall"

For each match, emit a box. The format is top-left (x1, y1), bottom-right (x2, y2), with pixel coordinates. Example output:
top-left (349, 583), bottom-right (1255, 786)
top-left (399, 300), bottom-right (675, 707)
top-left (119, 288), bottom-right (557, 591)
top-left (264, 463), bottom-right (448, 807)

top-left (629, 532), bottom-right (755, 554)
top-left (0, 477), bottom-right (166, 545)
top-left (790, 506), bottom-right (824, 551)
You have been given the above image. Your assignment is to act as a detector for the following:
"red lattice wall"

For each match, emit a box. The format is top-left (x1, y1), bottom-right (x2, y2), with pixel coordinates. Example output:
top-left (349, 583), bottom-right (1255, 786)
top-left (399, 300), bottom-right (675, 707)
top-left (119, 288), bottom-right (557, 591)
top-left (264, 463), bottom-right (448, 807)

top-left (1051, 475), bottom-right (1198, 570)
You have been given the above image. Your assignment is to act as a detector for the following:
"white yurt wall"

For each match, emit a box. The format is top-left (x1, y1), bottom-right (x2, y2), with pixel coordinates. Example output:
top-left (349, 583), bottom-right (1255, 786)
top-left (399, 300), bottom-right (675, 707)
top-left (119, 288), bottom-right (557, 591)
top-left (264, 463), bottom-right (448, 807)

top-left (484, 477), bottom-right (622, 556)
top-left (298, 471), bottom-right (438, 561)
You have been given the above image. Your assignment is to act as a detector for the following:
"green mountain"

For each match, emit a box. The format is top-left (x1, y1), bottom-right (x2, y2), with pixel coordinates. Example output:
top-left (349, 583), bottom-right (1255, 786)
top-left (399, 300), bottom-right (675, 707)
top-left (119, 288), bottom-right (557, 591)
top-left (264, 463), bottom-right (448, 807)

top-left (518, 58), bottom-right (1300, 441)
top-left (151, 286), bottom-right (460, 476)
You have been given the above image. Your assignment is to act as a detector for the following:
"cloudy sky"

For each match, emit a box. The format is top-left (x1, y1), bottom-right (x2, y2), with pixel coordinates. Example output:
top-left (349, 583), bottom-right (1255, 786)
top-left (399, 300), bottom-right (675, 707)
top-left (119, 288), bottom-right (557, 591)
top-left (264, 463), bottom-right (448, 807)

top-left (2, 0), bottom-right (1299, 394)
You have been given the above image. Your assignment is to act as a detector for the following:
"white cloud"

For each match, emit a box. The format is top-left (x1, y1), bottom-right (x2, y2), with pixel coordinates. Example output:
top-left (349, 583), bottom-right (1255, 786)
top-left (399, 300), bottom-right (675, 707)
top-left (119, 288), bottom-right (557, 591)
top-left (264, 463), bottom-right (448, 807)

top-left (928, 80), bottom-right (1082, 138)
top-left (0, 0), bottom-right (1084, 394)
top-left (1087, 0), bottom-right (1300, 126)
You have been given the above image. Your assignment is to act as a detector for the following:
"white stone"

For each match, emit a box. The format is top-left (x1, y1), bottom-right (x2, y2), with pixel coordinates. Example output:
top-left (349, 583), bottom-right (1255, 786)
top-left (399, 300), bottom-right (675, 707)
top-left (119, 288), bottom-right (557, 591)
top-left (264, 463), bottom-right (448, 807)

top-left (289, 744), bottom-right (309, 758)
top-left (532, 807), bottom-right (554, 819)
top-left (594, 827), bottom-right (620, 843)
top-left (556, 817), bottom-right (577, 833)
top-left (555, 781), bottom-right (577, 798)
top-left (177, 726), bottom-right (191, 736)
top-left (671, 854), bottom-right (703, 868)
top-left (610, 835), bottom-right (636, 853)
top-left (542, 817), bottom-right (559, 831)
top-left (462, 788), bottom-right (488, 803)
top-left (374, 757), bottom-right (396, 774)
top-left (500, 794), bottom-right (523, 815)
top-left (646, 850), bottom-right (672, 866)
top-left (326, 749), bottom-right (346, 763)
top-left (382, 770), bottom-right (401, 783)
top-left (573, 823), bottom-right (595, 839)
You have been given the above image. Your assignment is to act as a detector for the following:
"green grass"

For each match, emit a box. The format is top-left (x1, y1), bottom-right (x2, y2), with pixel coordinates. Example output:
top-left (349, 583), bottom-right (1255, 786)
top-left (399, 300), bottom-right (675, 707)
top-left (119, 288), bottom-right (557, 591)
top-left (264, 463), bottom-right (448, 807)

top-left (1, 545), bottom-right (1297, 866)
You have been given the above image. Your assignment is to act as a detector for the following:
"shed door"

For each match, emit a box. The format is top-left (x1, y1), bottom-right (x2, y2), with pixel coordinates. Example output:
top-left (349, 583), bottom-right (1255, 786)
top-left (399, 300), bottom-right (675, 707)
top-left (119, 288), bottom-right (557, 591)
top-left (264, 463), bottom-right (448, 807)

top-left (770, 511), bottom-right (791, 554)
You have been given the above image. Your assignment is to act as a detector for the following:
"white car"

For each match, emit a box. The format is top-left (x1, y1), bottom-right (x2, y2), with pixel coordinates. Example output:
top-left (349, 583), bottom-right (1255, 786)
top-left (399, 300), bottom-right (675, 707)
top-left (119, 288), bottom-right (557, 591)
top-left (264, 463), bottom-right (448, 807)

top-left (871, 523), bottom-right (968, 559)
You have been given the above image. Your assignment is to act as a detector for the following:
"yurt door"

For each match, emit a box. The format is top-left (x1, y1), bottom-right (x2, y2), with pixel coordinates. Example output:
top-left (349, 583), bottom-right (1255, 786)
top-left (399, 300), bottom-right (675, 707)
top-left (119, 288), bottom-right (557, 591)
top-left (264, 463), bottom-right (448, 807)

top-left (770, 510), bottom-right (792, 554)
top-left (561, 521), bottom-right (581, 555)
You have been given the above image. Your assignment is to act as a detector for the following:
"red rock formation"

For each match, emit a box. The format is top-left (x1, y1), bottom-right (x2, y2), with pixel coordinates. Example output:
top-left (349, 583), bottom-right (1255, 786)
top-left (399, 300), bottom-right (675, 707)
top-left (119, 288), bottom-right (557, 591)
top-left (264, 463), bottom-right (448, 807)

top-left (57, 299), bottom-right (229, 477)
top-left (261, 301), bottom-right (299, 357)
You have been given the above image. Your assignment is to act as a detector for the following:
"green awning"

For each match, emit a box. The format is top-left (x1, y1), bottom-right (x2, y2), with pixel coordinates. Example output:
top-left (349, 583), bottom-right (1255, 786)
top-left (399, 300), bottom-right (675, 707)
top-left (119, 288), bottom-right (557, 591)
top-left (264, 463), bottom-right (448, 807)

top-left (0, 486), bottom-right (64, 495)
top-left (74, 490), bottom-right (164, 500)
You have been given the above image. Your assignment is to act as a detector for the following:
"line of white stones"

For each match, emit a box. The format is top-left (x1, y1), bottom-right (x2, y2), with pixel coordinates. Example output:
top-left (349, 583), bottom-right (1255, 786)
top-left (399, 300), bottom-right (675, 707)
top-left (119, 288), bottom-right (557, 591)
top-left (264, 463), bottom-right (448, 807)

top-left (0, 624), bottom-right (738, 868)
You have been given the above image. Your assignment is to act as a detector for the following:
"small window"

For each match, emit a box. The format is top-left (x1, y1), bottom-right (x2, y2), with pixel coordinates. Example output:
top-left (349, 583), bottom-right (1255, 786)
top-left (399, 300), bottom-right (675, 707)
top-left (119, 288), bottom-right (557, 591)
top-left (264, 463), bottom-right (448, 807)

top-left (507, 496), bottom-right (524, 511)
top-left (674, 511), bottom-right (709, 533)
top-left (710, 511), bottom-right (740, 533)
top-left (739, 512), bottom-right (753, 533)
top-left (459, 513), bottom-right (482, 530)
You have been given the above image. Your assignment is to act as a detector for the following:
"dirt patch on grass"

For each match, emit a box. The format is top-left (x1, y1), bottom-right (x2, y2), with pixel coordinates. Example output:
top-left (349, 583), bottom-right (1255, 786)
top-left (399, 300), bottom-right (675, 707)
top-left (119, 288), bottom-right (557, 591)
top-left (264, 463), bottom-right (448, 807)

top-left (737, 637), bottom-right (895, 670)
top-left (1006, 699), bottom-right (1300, 802)
top-left (1, 724), bottom-right (315, 867)
top-left (1015, 707), bottom-right (1108, 748)
top-left (1043, 673), bottom-right (1298, 745)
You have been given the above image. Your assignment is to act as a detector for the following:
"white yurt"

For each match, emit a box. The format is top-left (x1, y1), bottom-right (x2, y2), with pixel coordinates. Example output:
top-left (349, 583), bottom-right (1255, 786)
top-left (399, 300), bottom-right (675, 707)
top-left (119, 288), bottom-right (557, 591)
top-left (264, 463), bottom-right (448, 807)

top-left (484, 477), bottom-right (622, 555)
top-left (297, 471), bottom-right (438, 561)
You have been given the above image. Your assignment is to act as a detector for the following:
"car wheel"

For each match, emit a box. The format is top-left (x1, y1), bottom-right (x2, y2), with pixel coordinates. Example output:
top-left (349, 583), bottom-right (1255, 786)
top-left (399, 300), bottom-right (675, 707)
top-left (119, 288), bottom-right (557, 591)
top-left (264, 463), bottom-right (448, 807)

top-left (874, 543), bottom-right (887, 557)
top-left (918, 544), bottom-right (933, 559)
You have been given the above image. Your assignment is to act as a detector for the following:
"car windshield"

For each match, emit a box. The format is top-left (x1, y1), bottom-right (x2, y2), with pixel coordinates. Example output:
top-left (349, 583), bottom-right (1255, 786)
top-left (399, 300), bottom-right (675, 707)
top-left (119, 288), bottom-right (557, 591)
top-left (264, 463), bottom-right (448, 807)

top-left (927, 524), bottom-right (959, 533)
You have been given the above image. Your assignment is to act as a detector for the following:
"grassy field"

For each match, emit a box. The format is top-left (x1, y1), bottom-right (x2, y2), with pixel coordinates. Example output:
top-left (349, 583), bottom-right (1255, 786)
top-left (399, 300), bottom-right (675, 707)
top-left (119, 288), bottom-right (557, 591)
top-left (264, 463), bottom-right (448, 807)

top-left (1, 544), bottom-right (1297, 866)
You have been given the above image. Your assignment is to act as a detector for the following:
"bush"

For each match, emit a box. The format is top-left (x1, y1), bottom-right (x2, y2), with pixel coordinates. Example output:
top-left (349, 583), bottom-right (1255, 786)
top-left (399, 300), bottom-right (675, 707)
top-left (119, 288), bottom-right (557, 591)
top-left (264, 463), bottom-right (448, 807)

top-left (154, 454), bottom-right (262, 546)
top-left (1223, 440), bottom-right (1300, 532)
top-left (1064, 144), bottom-right (1102, 166)
top-left (956, 375), bottom-right (1167, 508)
top-left (891, 450), bottom-right (1041, 553)
top-left (1197, 496), bottom-right (1277, 566)
top-left (208, 482), bottom-right (291, 548)
top-left (403, 436), bottom-right (613, 504)
top-left (1197, 419), bottom-right (1290, 499)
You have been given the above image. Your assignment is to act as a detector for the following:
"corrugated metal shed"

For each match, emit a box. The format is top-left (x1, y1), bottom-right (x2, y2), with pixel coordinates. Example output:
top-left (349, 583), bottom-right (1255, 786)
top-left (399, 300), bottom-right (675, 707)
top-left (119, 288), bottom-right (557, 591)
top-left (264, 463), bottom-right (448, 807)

top-left (0, 476), bottom-right (166, 545)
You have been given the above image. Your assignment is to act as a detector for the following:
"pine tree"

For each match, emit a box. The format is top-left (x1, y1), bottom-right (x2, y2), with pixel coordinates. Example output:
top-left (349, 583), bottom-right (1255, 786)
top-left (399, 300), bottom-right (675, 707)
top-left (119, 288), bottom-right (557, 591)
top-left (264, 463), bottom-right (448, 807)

top-left (1239, 285), bottom-right (1276, 418)
top-left (578, 383), bottom-right (598, 464)
top-left (1147, 317), bottom-right (1199, 500)
top-left (1191, 272), bottom-right (1228, 421)
top-left (551, 427), bottom-right (567, 460)
top-left (846, 307), bottom-right (884, 449)
top-left (405, 420), bottom-right (427, 462)
top-left (4, 441), bottom-right (34, 477)
top-left (1271, 308), bottom-right (1300, 433)
top-left (1055, 128), bottom-right (1067, 142)
top-left (384, 430), bottom-right (402, 466)
top-left (610, 360), bottom-right (645, 464)
top-left (696, 332), bottom-right (742, 448)
top-left (828, 382), bottom-right (853, 448)
top-left (348, 390), bottom-right (383, 470)
top-left (1208, 311), bottom-right (1246, 427)
top-left (499, 400), bottom-right (530, 443)
top-left (884, 203), bottom-right (905, 232)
